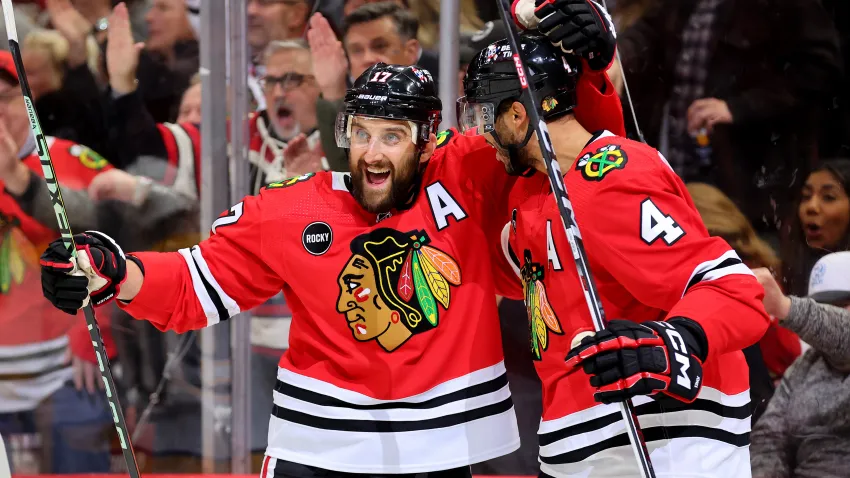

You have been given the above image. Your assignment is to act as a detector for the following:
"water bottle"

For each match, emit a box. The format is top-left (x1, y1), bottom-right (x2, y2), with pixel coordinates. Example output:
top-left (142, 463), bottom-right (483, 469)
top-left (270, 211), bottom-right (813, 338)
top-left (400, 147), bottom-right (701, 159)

top-left (694, 128), bottom-right (712, 167)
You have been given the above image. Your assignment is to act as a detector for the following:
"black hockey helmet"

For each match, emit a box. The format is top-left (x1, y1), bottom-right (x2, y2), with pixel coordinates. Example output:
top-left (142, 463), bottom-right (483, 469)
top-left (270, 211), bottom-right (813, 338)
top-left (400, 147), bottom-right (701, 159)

top-left (458, 33), bottom-right (581, 135)
top-left (336, 63), bottom-right (442, 151)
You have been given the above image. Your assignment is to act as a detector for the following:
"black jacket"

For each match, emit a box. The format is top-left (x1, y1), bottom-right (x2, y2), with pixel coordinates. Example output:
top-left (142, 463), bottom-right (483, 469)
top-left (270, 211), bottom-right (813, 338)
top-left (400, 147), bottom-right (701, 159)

top-left (619, 0), bottom-right (842, 232)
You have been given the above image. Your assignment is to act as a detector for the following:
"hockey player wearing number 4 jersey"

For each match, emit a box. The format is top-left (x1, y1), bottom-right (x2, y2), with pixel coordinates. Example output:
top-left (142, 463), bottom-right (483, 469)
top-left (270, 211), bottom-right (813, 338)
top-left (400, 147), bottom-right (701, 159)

top-left (460, 33), bottom-right (771, 478)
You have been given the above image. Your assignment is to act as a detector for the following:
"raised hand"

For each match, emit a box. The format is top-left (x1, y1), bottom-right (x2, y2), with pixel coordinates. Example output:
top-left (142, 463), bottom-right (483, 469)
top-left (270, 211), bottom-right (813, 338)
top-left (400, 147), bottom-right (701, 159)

top-left (45, 0), bottom-right (92, 68)
top-left (106, 2), bottom-right (145, 94)
top-left (306, 13), bottom-right (349, 101)
top-left (283, 134), bottom-right (325, 176)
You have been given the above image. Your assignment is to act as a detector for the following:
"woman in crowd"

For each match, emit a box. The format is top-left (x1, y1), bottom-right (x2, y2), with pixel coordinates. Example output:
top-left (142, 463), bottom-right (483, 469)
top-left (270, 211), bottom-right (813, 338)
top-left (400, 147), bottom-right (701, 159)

top-left (687, 183), bottom-right (801, 420)
top-left (750, 251), bottom-right (850, 477)
top-left (782, 159), bottom-right (850, 296)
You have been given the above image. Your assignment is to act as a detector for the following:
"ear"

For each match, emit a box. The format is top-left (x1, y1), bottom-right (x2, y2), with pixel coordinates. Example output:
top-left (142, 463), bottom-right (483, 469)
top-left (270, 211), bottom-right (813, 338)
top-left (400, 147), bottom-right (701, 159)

top-left (420, 133), bottom-right (438, 163)
top-left (404, 38), bottom-right (420, 64)
top-left (510, 101), bottom-right (529, 128)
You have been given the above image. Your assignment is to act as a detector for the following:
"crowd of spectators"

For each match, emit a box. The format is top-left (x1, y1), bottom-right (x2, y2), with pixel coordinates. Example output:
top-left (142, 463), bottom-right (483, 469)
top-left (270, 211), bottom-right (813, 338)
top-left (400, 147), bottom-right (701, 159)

top-left (0, 0), bottom-right (848, 475)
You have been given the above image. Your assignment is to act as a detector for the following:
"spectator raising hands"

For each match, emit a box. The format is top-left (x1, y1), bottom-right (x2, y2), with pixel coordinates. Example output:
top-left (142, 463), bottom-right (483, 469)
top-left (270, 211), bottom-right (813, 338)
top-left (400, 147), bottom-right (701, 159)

top-left (107, 2), bottom-right (146, 95)
top-left (44, 0), bottom-right (92, 69)
top-left (306, 13), bottom-right (348, 102)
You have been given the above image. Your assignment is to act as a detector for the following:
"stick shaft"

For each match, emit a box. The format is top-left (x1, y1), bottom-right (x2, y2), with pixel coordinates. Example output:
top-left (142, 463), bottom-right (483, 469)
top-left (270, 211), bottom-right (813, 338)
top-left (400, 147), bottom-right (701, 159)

top-left (494, 2), bottom-right (656, 476)
top-left (2, 2), bottom-right (141, 476)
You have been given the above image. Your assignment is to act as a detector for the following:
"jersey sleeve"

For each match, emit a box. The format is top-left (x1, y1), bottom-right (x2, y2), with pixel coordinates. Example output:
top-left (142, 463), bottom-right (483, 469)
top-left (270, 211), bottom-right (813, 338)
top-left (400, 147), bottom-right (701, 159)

top-left (493, 221), bottom-right (524, 300)
top-left (573, 69), bottom-right (626, 137)
top-left (579, 151), bottom-right (770, 362)
top-left (118, 191), bottom-right (285, 333)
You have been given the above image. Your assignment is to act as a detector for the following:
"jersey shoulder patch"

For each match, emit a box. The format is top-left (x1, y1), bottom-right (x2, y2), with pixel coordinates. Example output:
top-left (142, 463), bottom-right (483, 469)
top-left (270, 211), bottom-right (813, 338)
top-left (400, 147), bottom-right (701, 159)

top-left (264, 172), bottom-right (317, 190)
top-left (435, 129), bottom-right (455, 149)
top-left (575, 143), bottom-right (628, 182)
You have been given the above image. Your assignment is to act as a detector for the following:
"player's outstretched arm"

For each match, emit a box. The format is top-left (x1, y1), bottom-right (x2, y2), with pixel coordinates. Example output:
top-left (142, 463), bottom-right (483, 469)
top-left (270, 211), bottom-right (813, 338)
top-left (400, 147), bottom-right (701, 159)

top-left (41, 194), bottom-right (285, 332)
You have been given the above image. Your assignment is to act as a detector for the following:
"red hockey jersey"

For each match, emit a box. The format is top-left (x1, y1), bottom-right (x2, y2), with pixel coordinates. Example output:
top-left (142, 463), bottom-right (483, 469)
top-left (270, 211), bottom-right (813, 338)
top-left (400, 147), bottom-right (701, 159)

top-left (500, 132), bottom-right (770, 477)
top-left (0, 137), bottom-right (115, 412)
top-left (118, 130), bottom-right (521, 473)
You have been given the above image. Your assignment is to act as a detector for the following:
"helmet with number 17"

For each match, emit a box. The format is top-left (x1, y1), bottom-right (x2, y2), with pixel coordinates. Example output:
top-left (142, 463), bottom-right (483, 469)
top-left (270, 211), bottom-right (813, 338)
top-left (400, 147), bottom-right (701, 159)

top-left (336, 63), bottom-right (442, 151)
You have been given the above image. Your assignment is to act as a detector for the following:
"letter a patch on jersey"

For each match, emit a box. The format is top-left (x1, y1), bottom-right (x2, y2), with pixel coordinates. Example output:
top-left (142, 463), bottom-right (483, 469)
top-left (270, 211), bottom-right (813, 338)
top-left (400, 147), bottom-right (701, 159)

top-left (576, 144), bottom-right (627, 181)
top-left (521, 250), bottom-right (563, 360)
top-left (336, 228), bottom-right (462, 352)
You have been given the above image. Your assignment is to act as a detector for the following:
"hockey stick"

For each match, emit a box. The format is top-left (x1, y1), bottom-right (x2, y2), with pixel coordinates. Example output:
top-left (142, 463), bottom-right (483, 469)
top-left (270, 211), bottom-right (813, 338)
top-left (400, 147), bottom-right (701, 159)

top-left (1, 3), bottom-right (142, 477)
top-left (495, 1), bottom-right (656, 477)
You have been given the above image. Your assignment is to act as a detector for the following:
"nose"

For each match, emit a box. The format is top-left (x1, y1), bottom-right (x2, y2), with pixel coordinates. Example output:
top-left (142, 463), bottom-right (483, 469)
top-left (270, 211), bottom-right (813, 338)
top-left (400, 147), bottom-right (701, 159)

top-left (804, 197), bottom-right (821, 216)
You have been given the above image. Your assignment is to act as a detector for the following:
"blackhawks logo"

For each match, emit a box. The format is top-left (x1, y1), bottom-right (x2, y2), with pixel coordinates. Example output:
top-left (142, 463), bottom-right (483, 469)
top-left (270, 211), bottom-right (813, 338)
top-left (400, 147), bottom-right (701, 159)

top-left (336, 228), bottom-right (462, 352)
top-left (521, 250), bottom-right (563, 360)
top-left (266, 173), bottom-right (316, 189)
top-left (70, 145), bottom-right (108, 170)
top-left (576, 144), bottom-right (627, 181)
top-left (0, 212), bottom-right (38, 294)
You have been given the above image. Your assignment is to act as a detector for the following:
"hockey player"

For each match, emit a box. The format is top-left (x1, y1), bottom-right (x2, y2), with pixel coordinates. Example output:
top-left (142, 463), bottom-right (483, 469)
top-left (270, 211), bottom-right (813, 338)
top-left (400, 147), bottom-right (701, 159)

top-left (39, 63), bottom-right (522, 478)
top-left (459, 34), bottom-right (770, 477)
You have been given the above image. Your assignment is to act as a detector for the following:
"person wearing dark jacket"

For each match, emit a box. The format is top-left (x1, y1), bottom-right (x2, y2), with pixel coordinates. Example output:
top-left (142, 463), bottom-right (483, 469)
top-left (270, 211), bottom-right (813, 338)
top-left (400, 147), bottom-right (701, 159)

top-left (308, 3), bottom-right (439, 172)
top-left (618, 0), bottom-right (842, 236)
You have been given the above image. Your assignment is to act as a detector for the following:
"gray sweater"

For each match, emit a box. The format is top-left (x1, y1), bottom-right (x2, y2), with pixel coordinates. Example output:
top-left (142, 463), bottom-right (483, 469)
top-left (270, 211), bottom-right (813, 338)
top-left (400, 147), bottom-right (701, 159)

top-left (750, 297), bottom-right (850, 478)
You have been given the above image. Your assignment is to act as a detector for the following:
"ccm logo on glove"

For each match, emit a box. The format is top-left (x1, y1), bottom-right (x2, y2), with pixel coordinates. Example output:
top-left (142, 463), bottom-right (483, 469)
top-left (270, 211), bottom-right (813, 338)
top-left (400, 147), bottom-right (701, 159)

top-left (564, 318), bottom-right (707, 404)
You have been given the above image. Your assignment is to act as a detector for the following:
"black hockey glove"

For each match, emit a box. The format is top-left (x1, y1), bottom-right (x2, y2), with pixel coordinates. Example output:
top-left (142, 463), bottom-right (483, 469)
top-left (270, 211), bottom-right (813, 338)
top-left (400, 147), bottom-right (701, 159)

top-left (533, 0), bottom-right (616, 71)
top-left (565, 318), bottom-right (707, 404)
top-left (41, 231), bottom-right (128, 314)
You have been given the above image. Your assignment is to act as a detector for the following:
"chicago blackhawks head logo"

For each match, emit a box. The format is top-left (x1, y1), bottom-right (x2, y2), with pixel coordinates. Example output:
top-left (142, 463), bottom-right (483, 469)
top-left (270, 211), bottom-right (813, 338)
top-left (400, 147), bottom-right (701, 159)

top-left (0, 212), bottom-right (38, 294)
top-left (521, 250), bottom-right (563, 360)
top-left (576, 144), bottom-right (628, 181)
top-left (336, 228), bottom-right (462, 352)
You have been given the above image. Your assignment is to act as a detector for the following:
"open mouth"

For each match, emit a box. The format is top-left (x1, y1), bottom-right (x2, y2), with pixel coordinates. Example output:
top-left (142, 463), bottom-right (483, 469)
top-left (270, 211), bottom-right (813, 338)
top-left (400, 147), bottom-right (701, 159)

top-left (276, 104), bottom-right (293, 122)
top-left (804, 223), bottom-right (822, 236)
top-left (365, 166), bottom-right (391, 186)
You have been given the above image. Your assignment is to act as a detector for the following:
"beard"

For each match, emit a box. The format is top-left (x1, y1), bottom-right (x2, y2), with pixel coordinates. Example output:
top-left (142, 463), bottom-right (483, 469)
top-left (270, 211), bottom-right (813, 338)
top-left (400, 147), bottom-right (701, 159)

top-left (350, 151), bottom-right (420, 214)
top-left (489, 132), bottom-right (536, 176)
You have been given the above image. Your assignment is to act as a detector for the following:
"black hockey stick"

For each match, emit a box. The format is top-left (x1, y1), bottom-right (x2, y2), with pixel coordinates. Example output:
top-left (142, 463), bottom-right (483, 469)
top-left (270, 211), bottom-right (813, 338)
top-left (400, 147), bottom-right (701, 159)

top-left (1, 3), bottom-right (142, 477)
top-left (495, 1), bottom-right (656, 476)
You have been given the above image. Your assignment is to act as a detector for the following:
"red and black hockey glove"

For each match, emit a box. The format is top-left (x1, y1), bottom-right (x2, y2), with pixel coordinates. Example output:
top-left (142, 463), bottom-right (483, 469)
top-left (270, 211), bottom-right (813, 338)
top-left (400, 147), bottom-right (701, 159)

top-left (565, 318), bottom-right (708, 404)
top-left (530, 0), bottom-right (616, 71)
top-left (40, 231), bottom-right (129, 314)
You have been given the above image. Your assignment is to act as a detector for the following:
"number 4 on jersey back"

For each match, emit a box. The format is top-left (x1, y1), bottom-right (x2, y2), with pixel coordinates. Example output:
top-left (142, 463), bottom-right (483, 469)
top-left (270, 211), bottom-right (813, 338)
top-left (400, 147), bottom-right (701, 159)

top-left (640, 199), bottom-right (685, 246)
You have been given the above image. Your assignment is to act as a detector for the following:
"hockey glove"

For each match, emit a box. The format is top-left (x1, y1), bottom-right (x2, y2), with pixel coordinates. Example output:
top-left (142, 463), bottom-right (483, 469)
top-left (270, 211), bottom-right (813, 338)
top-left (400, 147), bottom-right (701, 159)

top-left (41, 231), bottom-right (128, 314)
top-left (513, 0), bottom-right (616, 70)
top-left (565, 318), bottom-right (707, 404)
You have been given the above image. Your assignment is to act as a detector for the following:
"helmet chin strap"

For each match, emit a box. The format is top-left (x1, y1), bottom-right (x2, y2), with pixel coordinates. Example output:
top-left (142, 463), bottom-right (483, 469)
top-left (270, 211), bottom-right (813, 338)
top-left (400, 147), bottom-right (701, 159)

top-left (491, 123), bottom-right (536, 176)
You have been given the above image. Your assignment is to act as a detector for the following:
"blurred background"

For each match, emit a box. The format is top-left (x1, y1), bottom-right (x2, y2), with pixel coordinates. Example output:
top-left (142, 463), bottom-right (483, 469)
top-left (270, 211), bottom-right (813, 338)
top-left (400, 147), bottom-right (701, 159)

top-left (0, 0), bottom-right (847, 475)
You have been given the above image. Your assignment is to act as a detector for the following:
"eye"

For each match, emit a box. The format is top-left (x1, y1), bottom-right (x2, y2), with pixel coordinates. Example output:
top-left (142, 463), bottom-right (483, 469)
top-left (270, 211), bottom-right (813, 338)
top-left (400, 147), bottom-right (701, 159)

top-left (383, 133), bottom-right (401, 145)
top-left (353, 128), bottom-right (370, 141)
top-left (346, 280), bottom-right (360, 292)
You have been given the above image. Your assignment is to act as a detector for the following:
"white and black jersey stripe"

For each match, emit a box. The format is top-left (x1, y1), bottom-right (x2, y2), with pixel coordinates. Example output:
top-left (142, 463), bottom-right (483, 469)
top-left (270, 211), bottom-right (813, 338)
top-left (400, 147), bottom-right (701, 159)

top-left (682, 250), bottom-right (753, 297)
top-left (178, 246), bottom-right (240, 326)
top-left (0, 337), bottom-right (73, 413)
top-left (538, 387), bottom-right (752, 478)
top-left (265, 363), bottom-right (520, 474)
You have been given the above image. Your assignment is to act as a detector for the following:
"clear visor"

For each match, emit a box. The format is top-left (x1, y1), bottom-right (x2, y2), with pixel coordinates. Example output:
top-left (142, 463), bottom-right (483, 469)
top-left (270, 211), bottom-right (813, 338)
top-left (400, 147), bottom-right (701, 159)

top-left (335, 113), bottom-right (419, 149)
top-left (456, 97), bottom-right (495, 135)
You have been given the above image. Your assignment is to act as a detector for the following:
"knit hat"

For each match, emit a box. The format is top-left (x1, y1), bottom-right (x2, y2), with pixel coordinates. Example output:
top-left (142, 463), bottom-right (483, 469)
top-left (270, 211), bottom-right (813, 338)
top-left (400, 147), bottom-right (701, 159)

top-left (808, 251), bottom-right (850, 305)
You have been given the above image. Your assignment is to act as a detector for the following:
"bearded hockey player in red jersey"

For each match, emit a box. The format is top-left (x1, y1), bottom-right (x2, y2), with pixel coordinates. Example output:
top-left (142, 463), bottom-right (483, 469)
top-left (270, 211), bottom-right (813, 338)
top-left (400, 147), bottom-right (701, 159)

top-left (459, 33), bottom-right (770, 477)
top-left (39, 63), bottom-right (522, 478)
